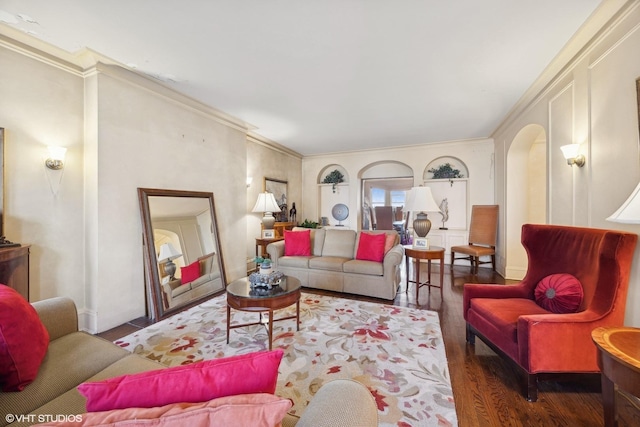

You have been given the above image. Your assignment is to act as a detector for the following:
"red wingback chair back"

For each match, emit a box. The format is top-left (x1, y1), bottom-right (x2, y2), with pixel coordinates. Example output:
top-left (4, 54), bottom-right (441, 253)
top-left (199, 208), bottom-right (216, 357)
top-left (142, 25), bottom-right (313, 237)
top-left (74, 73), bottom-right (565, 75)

top-left (463, 224), bottom-right (637, 401)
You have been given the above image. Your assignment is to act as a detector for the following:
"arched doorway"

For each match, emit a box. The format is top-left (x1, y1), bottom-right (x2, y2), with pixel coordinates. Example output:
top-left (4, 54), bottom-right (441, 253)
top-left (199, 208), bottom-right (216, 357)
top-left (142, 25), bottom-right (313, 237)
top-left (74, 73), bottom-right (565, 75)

top-left (505, 124), bottom-right (547, 279)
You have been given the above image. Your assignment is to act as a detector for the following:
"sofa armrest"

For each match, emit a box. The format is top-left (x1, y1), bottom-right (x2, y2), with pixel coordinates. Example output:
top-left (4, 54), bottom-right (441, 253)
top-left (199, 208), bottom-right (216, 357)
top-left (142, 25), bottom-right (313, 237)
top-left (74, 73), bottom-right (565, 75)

top-left (32, 297), bottom-right (78, 341)
top-left (267, 240), bottom-right (286, 265)
top-left (295, 379), bottom-right (378, 427)
top-left (383, 244), bottom-right (404, 275)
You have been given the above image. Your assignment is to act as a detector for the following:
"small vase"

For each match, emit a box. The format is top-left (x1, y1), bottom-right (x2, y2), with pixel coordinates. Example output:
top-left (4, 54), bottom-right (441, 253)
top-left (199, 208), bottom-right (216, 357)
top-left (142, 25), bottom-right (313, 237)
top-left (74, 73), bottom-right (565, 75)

top-left (260, 263), bottom-right (273, 276)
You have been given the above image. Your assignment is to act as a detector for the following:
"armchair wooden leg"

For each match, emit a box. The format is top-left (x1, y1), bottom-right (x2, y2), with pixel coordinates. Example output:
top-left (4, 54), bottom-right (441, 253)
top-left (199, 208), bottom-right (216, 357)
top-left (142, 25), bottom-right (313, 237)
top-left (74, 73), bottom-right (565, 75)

top-left (466, 323), bottom-right (476, 344)
top-left (525, 373), bottom-right (538, 402)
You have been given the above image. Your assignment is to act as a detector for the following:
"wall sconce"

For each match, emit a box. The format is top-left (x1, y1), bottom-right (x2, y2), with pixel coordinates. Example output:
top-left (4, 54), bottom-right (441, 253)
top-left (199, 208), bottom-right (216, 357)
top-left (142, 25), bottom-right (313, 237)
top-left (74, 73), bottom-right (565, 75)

top-left (560, 144), bottom-right (585, 167)
top-left (45, 146), bottom-right (67, 170)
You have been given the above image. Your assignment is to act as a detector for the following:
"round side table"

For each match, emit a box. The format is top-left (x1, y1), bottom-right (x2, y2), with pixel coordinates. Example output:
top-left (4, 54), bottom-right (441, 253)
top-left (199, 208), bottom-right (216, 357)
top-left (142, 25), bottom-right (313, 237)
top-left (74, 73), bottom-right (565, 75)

top-left (403, 245), bottom-right (445, 304)
top-left (592, 326), bottom-right (640, 427)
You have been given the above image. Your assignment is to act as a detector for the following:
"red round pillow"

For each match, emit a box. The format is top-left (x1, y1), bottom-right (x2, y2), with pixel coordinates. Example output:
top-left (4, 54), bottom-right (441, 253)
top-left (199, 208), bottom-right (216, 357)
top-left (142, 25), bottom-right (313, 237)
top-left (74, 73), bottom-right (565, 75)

top-left (534, 273), bottom-right (583, 314)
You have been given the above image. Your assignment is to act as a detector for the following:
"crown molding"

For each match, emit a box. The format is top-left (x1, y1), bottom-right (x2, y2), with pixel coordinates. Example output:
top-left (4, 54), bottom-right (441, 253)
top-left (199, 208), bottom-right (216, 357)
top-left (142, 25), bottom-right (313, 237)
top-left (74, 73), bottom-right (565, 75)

top-left (247, 131), bottom-right (303, 159)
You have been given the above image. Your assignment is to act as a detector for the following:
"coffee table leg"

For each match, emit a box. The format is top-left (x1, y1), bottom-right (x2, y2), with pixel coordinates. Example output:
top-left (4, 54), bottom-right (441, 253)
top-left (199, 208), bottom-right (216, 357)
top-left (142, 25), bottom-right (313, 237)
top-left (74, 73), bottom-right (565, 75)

top-left (226, 304), bottom-right (231, 344)
top-left (296, 300), bottom-right (300, 331)
top-left (428, 259), bottom-right (432, 294)
top-left (268, 309), bottom-right (274, 350)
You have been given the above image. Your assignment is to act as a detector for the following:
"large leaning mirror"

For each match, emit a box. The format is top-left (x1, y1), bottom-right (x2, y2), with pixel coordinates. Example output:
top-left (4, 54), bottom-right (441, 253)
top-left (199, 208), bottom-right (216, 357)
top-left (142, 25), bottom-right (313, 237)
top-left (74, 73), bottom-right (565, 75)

top-left (138, 188), bottom-right (227, 321)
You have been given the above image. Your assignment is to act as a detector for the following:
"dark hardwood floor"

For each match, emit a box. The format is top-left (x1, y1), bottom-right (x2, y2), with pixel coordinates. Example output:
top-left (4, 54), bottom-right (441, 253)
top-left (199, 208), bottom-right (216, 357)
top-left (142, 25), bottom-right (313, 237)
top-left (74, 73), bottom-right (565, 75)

top-left (98, 264), bottom-right (609, 426)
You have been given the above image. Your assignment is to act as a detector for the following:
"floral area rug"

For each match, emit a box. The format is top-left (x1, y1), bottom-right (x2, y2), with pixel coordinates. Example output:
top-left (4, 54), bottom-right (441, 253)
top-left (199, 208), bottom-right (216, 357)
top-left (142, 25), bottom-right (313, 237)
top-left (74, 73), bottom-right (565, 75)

top-left (116, 292), bottom-right (457, 426)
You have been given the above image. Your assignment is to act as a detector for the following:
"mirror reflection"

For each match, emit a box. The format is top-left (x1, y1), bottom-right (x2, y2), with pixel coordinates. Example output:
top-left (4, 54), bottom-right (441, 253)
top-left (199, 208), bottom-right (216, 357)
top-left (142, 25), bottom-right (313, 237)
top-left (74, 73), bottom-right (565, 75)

top-left (138, 188), bottom-right (226, 321)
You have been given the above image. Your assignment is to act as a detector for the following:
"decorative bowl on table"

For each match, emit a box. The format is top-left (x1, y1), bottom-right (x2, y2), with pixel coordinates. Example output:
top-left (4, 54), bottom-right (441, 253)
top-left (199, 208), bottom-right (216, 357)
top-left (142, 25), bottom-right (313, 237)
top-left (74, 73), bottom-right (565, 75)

top-left (249, 270), bottom-right (285, 290)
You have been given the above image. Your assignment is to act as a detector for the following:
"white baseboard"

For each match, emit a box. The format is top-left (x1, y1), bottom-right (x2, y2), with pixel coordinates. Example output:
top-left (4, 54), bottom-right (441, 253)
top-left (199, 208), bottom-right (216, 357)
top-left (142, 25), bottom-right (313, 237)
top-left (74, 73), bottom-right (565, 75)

top-left (504, 266), bottom-right (527, 281)
top-left (78, 307), bottom-right (98, 334)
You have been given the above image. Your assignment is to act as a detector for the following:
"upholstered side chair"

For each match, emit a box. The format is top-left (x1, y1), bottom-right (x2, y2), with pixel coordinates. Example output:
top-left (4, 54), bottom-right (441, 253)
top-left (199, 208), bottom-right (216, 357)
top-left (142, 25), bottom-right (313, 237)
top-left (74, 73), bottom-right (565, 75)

top-left (450, 205), bottom-right (498, 273)
top-left (463, 224), bottom-right (637, 401)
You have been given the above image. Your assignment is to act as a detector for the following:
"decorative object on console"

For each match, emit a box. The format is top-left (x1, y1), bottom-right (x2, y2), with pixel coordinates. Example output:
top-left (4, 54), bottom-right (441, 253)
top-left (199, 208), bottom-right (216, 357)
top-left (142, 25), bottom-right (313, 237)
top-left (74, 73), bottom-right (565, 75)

top-left (439, 198), bottom-right (449, 230)
top-left (405, 186), bottom-right (441, 238)
top-left (157, 243), bottom-right (182, 280)
top-left (252, 192), bottom-right (281, 230)
top-left (323, 169), bottom-right (344, 193)
top-left (289, 202), bottom-right (297, 223)
top-left (331, 203), bottom-right (349, 226)
top-left (560, 143), bottom-right (585, 167)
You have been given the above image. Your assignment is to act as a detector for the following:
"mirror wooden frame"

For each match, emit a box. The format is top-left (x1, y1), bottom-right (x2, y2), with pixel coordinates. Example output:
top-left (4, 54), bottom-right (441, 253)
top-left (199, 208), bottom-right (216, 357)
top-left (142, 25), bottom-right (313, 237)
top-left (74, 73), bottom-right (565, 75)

top-left (138, 188), bottom-right (227, 321)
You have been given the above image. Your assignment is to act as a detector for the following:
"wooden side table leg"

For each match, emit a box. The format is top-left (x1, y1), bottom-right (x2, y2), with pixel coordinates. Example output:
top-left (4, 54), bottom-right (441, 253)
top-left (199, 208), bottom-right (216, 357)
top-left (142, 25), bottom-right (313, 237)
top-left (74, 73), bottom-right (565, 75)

top-left (439, 255), bottom-right (444, 299)
top-left (601, 374), bottom-right (616, 427)
top-left (296, 300), bottom-right (300, 331)
top-left (405, 255), bottom-right (410, 293)
top-left (415, 259), bottom-right (420, 304)
top-left (427, 259), bottom-right (432, 294)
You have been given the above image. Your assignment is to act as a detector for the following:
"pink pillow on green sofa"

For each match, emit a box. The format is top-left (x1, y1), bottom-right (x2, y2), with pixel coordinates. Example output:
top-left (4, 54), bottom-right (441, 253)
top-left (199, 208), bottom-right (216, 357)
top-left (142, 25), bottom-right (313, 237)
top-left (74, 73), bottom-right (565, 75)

top-left (356, 232), bottom-right (386, 262)
top-left (78, 350), bottom-right (284, 412)
top-left (0, 285), bottom-right (49, 391)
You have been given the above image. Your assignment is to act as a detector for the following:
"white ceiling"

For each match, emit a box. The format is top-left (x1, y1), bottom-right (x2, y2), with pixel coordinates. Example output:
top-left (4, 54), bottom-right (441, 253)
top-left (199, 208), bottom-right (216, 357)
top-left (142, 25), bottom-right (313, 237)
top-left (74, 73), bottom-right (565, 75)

top-left (0, 1), bottom-right (603, 155)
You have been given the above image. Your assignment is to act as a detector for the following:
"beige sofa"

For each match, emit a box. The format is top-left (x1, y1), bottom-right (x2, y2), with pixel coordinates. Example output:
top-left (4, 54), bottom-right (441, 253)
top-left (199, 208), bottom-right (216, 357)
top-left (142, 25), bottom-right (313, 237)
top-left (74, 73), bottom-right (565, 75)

top-left (0, 297), bottom-right (377, 427)
top-left (267, 228), bottom-right (404, 300)
top-left (161, 253), bottom-right (222, 309)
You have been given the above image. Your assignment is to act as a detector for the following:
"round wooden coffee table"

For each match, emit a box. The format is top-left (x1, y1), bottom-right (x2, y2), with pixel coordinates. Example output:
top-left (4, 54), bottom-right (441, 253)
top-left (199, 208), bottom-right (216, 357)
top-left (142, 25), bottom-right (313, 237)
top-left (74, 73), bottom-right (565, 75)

top-left (403, 245), bottom-right (445, 304)
top-left (226, 275), bottom-right (301, 350)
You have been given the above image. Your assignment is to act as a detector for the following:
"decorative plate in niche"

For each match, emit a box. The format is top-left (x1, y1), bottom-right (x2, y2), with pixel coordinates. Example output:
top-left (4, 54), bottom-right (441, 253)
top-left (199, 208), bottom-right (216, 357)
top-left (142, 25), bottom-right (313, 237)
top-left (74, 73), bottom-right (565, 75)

top-left (331, 203), bottom-right (349, 222)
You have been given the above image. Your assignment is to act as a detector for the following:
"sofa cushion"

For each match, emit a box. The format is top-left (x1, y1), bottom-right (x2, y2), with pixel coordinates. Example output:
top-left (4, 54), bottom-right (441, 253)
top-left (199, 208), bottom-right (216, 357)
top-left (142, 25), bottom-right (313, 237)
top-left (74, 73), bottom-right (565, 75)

top-left (79, 349), bottom-right (284, 412)
top-left (0, 285), bottom-right (49, 392)
top-left (534, 273), bottom-right (584, 314)
top-left (37, 394), bottom-right (292, 427)
top-left (0, 332), bottom-right (131, 420)
top-left (384, 233), bottom-right (396, 254)
top-left (343, 259), bottom-right (384, 276)
top-left (180, 261), bottom-right (201, 284)
top-left (278, 256), bottom-right (312, 269)
top-left (284, 229), bottom-right (311, 256)
top-left (293, 227), bottom-right (325, 256)
top-left (321, 229), bottom-right (356, 258)
top-left (467, 298), bottom-right (549, 357)
top-left (309, 256), bottom-right (350, 272)
top-left (355, 232), bottom-right (386, 262)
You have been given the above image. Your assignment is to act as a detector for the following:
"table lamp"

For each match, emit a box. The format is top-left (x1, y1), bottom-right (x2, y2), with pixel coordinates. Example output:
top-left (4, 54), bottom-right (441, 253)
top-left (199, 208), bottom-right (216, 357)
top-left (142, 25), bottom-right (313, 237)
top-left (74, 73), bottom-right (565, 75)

top-left (252, 192), bottom-right (282, 229)
top-left (607, 181), bottom-right (640, 223)
top-left (157, 243), bottom-right (183, 280)
top-left (406, 186), bottom-right (441, 237)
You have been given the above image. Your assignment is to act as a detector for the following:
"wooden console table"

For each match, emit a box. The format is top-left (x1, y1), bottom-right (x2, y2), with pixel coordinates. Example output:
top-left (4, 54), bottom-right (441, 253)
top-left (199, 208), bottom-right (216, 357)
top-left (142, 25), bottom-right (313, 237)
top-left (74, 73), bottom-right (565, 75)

top-left (0, 245), bottom-right (30, 300)
top-left (592, 326), bottom-right (640, 427)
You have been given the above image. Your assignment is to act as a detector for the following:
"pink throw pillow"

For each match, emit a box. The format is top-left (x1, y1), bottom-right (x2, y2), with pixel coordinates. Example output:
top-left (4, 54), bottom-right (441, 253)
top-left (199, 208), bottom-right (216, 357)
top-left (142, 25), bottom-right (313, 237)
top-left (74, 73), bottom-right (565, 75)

top-left (78, 349), bottom-right (284, 412)
top-left (284, 229), bottom-right (311, 256)
top-left (534, 273), bottom-right (584, 314)
top-left (384, 233), bottom-right (396, 254)
top-left (356, 232), bottom-right (387, 262)
top-left (180, 260), bottom-right (201, 284)
top-left (0, 285), bottom-right (49, 391)
top-left (36, 394), bottom-right (292, 427)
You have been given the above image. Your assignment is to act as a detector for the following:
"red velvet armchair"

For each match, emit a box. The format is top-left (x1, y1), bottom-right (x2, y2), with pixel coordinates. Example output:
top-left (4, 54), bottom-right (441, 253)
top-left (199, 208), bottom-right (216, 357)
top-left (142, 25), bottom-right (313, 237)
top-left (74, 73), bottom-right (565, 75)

top-left (463, 224), bottom-right (637, 401)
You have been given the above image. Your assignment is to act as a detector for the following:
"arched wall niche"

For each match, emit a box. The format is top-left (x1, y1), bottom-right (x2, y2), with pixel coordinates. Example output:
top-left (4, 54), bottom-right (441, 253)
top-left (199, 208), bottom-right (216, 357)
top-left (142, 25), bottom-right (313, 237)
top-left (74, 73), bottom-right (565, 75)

top-left (317, 164), bottom-right (349, 184)
top-left (505, 123), bottom-right (547, 280)
top-left (423, 156), bottom-right (469, 181)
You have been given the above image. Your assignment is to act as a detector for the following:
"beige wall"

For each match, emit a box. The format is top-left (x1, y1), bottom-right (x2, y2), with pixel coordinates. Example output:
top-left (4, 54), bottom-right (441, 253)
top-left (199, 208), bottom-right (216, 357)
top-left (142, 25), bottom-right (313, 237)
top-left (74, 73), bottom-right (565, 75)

top-left (302, 139), bottom-right (495, 231)
top-left (0, 33), bottom-right (302, 332)
top-left (493, 2), bottom-right (640, 326)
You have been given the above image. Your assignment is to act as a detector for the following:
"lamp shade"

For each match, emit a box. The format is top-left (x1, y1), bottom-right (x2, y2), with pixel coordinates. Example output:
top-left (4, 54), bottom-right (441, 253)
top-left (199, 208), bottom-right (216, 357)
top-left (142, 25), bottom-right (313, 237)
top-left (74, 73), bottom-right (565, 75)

top-left (157, 243), bottom-right (182, 263)
top-left (406, 186), bottom-right (441, 213)
top-left (607, 182), bottom-right (640, 224)
top-left (560, 144), bottom-right (580, 160)
top-left (251, 192), bottom-right (282, 213)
